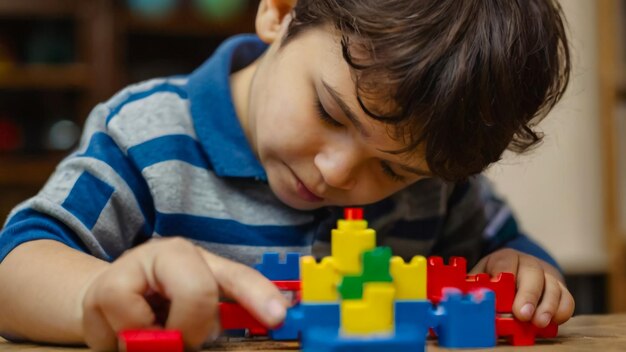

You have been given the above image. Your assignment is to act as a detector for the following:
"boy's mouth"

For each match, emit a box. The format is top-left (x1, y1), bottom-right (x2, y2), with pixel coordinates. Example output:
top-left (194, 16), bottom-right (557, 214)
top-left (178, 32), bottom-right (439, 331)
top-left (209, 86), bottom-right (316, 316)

top-left (295, 177), bottom-right (324, 203)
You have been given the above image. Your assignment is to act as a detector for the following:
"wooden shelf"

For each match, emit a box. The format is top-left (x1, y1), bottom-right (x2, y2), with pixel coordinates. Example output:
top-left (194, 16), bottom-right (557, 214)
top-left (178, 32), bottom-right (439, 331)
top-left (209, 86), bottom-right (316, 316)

top-left (0, 64), bottom-right (90, 90)
top-left (0, 0), bottom-right (81, 18)
top-left (121, 9), bottom-right (256, 36)
top-left (0, 154), bottom-right (64, 186)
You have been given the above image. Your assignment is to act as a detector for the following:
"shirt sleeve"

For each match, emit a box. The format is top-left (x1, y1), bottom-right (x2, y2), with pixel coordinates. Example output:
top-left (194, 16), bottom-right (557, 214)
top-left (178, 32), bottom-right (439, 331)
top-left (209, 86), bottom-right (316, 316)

top-left (431, 175), bottom-right (562, 272)
top-left (0, 102), bottom-right (154, 263)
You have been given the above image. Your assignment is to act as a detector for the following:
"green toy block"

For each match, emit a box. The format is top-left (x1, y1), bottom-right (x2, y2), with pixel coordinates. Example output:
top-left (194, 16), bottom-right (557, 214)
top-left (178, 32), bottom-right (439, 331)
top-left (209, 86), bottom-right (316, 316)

top-left (338, 247), bottom-right (393, 299)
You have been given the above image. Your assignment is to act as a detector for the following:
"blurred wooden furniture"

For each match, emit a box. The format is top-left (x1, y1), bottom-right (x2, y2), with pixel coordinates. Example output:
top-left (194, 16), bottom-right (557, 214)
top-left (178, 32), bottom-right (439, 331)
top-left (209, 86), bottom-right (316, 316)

top-left (0, 314), bottom-right (625, 351)
top-left (0, 0), bottom-right (256, 223)
top-left (597, 0), bottom-right (626, 312)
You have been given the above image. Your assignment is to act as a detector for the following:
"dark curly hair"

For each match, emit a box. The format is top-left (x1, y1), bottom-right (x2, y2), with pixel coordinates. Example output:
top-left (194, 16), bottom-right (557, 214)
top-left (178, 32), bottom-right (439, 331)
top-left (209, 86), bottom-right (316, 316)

top-left (283, 0), bottom-right (571, 182)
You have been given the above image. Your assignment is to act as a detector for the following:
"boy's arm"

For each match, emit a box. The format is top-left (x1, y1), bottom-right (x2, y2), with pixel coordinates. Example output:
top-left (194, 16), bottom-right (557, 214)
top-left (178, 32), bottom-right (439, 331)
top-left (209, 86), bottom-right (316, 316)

top-left (434, 175), bottom-right (574, 327)
top-left (432, 175), bottom-right (560, 269)
top-left (0, 240), bottom-right (108, 343)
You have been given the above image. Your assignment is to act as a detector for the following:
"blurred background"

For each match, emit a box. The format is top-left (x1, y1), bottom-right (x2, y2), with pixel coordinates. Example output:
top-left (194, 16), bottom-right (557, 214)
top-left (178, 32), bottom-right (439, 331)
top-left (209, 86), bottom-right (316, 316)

top-left (0, 0), bottom-right (623, 316)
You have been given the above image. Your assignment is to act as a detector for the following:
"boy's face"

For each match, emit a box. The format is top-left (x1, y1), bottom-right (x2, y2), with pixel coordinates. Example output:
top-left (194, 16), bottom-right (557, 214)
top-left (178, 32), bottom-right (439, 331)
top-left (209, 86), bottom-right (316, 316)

top-left (232, 23), bottom-right (431, 211)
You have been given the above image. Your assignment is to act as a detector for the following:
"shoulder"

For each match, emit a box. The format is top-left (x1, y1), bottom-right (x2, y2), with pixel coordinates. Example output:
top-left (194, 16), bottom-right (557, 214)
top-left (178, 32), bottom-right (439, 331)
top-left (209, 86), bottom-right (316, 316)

top-left (93, 77), bottom-right (195, 151)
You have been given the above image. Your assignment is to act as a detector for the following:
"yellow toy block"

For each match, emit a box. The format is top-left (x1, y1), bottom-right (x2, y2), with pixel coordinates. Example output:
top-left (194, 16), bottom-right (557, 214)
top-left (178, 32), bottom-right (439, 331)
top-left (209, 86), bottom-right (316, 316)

top-left (331, 219), bottom-right (376, 275)
top-left (300, 256), bottom-right (340, 302)
top-left (390, 255), bottom-right (427, 300)
top-left (341, 282), bottom-right (395, 335)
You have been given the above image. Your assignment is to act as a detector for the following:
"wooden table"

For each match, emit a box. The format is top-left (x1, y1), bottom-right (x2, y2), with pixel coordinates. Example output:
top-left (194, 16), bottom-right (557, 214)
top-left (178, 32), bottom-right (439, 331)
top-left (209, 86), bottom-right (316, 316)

top-left (1, 314), bottom-right (624, 351)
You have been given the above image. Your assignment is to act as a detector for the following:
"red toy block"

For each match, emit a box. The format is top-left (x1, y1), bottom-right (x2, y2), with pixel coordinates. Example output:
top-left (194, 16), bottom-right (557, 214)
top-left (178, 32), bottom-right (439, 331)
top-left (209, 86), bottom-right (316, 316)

top-left (118, 330), bottom-right (183, 352)
top-left (219, 302), bottom-right (268, 336)
top-left (466, 272), bottom-right (515, 313)
top-left (273, 280), bottom-right (301, 291)
top-left (344, 208), bottom-right (363, 220)
top-left (427, 256), bottom-right (468, 304)
top-left (496, 316), bottom-right (558, 346)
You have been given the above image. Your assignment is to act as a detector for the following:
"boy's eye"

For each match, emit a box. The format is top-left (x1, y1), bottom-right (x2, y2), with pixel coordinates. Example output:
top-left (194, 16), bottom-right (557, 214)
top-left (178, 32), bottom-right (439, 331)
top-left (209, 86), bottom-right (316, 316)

top-left (380, 161), bottom-right (405, 182)
top-left (315, 99), bottom-right (343, 127)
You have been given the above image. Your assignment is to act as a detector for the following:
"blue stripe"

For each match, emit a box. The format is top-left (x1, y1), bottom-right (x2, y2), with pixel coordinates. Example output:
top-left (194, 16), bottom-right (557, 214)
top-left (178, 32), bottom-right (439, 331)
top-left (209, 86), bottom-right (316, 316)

top-left (79, 132), bottom-right (154, 235)
top-left (0, 208), bottom-right (90, 262)
top-left (62, 172), bottom-right (114, 230)
top-left (128, 135), bottom-right (211, 170)
top-left (106, 83), bottom-right (188, 125)
top-left (155, 213), bottom-right (315, 247)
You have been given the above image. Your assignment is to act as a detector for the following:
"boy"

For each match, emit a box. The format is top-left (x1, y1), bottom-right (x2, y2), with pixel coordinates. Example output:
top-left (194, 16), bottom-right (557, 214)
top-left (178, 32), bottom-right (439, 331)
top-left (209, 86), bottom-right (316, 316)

top-left (0, 0), bottom-right (574, 350)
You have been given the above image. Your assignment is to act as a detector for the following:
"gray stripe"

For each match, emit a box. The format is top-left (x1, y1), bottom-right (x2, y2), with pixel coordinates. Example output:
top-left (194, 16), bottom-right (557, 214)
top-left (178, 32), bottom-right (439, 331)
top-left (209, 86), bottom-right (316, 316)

top-left (144, 161), bottom-right (315, 226)
top-left (104, 78), bottom-right (187, 112)
top-left (108, 92), bottom-right (195, 150)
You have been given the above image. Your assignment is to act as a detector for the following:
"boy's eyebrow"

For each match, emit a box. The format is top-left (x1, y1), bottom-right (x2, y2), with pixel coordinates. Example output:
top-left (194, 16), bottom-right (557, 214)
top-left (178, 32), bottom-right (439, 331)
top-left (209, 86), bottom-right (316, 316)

top-left (321, 80), bottom-right (370, 138)
top-left (322, 80), bottom-right (432, 178)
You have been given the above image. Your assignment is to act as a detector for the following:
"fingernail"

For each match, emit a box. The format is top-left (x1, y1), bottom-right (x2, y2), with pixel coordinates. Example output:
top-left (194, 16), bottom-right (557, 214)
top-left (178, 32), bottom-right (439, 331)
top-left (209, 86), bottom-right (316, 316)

top-left (520, 303), bottom-right (535, 319)
top-left (538, 312), bottom-right (552, 327)
top-left (266, 299), bottom-right (286, 322)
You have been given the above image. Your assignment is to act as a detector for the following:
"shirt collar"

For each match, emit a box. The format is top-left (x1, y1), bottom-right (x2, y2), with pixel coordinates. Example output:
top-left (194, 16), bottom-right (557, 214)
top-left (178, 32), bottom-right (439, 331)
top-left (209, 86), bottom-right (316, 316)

top-left (186, 34), bottom-right (268, 180)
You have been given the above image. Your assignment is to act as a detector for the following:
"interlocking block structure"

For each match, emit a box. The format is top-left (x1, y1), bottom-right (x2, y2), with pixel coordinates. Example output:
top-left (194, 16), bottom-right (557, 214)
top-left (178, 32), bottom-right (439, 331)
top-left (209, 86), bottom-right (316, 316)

top-left (338, 247), bottom-right (393, 299)
top-left (341, 282), bottom-right (395, 335)
top-left (390, 255), bottom-right (427, 300)
top-left (467, 272), bottom-right (515, 313)
top-left (301, 256), bottom-right (340, 302)
top-left (255, 252), bottom-right (300, 280)
top-left (435, 288), bottom-right (496, 348)
top-left (331, 218), bottom-right (375, 275)
top-left (427, 256), bottom-right (468, 304)
top-left (496, 317), bottom-right (558, 346)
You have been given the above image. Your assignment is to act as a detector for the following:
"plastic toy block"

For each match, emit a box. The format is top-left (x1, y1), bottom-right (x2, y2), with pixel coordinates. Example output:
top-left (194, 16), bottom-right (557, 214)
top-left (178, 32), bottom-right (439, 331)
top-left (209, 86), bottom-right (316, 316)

top-left (219, 302), bottom-right (267, 336)
top-left (435, 288), bottom-right (496, 348)
top-left (338, 247), bottom-right (393, 299)
top-left (270, 302), bottom-right (340, 340)
top-left (301, 256), bottom-right (340, 302)
top-left (390, 255), bottom-right (427, 300)
top-left (343, 207), bottom-right (363, 220)
top-left (341, 282), bottom-right (395, 335)
top-left (302, 325), bottom-right (425, 352)
top-left (394, 300), bottom-right (437, 335)
top-left (118, 330), bottom-right (183, 352)
top-left (331, 219), bottom-right (376, 275)
top-left (427, 256), bottom-right (468, 304)
top-left (254, 252), bottom-right (300, 280)
top-left (466, 272), bottom-right (515, 313)
top-left (273, 280), bottom-right (301, 291)
top-left (496, 316), bottom-right (558, 346)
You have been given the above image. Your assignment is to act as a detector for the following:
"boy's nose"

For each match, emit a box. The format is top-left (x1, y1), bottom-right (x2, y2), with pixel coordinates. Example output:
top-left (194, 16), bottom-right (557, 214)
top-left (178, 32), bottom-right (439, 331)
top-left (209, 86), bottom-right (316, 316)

top-left (314, 150), bottom-right (359, 191)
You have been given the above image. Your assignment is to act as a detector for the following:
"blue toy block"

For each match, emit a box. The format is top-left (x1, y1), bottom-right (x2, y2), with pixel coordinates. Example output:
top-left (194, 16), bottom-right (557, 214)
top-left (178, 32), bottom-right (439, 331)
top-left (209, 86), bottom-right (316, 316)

top-left (255, 252), bottom-right (300, 280)
top-left (302, 325), bottom-right (425, 352)
top-left (270, 303), bottom-right (340, 340)
top-left (435, 288), bottom-right (496, 348)
top-left (394, 300), bottom-right (438, 335)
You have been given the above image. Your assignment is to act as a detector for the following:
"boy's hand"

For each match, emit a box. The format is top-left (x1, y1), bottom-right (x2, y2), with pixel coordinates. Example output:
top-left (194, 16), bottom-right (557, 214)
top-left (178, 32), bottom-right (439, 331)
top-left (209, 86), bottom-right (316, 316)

top-left (81, 237), bottom-right (288, 351)
top-left (469, 248), bottom-right (575, 328)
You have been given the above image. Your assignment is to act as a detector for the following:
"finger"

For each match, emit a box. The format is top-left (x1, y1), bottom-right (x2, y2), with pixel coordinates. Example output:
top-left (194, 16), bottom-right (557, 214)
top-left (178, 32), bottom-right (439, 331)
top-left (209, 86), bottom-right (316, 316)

top-left (468, 255), bottom-right (489, 275)
top-left (512, 256), bottom-right (544, 322)
top-left (532, 273), bottom-right (561, 328)
top-left (553, 281), bottom-right (575, 324)
top-left (202, 250), bottom-right (288, 328)
top-left (84, 261), bottom-right (155, 350)
top-left (83, 296), bottom-right (119, 351)
top-left (152, 239), bottom-right (220, 350)
top-left (478, 249), bottom-right (520, 276)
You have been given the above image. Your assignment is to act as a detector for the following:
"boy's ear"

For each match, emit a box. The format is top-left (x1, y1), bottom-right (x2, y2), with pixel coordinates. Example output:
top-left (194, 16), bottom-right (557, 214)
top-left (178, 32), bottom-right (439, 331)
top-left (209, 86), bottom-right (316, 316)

top-left (255, 0), bottom-right (296, 44)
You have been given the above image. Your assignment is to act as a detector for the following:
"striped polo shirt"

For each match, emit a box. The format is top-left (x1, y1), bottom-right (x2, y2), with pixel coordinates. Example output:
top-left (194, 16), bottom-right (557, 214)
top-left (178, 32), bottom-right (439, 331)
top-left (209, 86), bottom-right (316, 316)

top-left (0, 34), bottom-right (559, 271)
